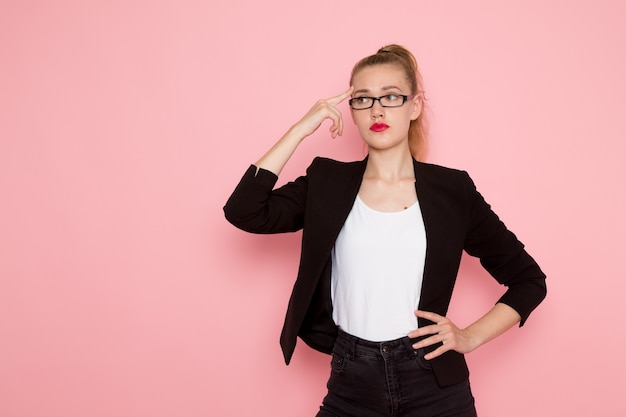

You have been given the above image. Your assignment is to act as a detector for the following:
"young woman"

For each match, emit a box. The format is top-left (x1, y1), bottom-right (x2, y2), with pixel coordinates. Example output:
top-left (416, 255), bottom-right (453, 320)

top-left (224, 44), bottom-right (546, 417)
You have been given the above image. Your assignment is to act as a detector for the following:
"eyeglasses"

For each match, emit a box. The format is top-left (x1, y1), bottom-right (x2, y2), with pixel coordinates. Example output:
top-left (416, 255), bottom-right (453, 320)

top-left (348, 94), bottom-right (415, 110)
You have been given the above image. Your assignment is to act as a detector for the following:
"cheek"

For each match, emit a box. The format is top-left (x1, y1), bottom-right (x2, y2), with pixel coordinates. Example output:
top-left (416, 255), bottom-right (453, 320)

top-left (351, 110), bottom-right (370, 130)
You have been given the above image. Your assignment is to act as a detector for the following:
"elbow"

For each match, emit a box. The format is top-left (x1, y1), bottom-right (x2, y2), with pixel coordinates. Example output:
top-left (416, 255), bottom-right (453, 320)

top-left (223, 204), bottom-right (257, 232)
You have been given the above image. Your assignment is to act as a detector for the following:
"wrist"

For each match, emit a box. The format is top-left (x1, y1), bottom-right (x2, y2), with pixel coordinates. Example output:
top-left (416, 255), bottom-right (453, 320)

top-left (286, 122), bottom-right (310, 142)
top-left (461, 327), bottom-right (484, 353)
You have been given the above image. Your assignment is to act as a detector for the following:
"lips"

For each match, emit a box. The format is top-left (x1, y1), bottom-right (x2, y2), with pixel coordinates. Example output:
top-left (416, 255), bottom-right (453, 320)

top-left (369, 123), bottom-right (389, 132)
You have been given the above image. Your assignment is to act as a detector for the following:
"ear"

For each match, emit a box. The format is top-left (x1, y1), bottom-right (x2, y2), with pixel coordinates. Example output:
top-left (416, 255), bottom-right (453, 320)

top-left (409, 94), bottom-right (422, 121)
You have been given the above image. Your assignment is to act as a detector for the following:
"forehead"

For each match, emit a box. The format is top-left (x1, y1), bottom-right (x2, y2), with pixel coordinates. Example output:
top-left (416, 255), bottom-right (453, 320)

top-left (351, 64), bottom-right (410, 92)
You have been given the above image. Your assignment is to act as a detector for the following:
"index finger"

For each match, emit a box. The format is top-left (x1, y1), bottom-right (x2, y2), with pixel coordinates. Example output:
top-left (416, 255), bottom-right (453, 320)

top-left (327, 86), bottom-right (354, 106)
top-left (414, 310), bottom-right (445, 323)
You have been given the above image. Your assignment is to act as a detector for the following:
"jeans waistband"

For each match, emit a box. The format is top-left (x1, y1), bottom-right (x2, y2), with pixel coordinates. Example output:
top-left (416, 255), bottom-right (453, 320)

top-left (334, 328), bottom-right (424, 358)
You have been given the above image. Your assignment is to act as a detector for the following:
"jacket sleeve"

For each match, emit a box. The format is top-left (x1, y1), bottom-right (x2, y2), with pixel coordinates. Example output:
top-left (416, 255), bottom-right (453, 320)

top-left (223, 161), bottom-right (315, 234)
top-left (462, 172), bottom-right (547, 326)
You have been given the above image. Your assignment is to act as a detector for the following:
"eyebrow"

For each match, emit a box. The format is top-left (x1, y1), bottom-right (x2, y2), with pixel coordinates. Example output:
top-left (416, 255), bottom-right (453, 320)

top-left (353, 85), bottom-right (403, 95)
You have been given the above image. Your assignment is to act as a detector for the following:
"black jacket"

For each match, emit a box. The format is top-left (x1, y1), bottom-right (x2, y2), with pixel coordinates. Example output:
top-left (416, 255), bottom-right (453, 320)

top-left (224, 157), bottom-right (546, 387)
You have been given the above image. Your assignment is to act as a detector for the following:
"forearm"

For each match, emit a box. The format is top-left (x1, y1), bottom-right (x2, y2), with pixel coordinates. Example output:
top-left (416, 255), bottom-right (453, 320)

top-left (463, 302), bottom-right (521, 351)
top-left (254, 124), bottom-right (307, 176)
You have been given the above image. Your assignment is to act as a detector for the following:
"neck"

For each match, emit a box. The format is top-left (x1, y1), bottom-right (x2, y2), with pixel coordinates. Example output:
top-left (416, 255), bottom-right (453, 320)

top-left (364, 146), bottom-right (415, 181)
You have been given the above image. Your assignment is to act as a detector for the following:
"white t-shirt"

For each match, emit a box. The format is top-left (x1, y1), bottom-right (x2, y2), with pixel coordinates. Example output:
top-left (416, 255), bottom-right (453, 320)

top-left (331, 195), bottom-right (427, 341)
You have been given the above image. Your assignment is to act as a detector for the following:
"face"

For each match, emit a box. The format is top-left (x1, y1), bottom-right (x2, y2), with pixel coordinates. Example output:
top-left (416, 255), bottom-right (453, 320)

top-left (350, 64), bottom-right (421, 153)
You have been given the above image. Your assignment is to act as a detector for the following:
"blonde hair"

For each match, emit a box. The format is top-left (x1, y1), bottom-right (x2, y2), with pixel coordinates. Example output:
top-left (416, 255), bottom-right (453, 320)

top-left (350, 44), bottom-right (429, 161)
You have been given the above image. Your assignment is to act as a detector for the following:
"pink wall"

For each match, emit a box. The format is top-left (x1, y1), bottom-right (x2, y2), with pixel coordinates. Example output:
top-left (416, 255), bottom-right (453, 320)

top-left (1, 1), bottom-right (625, 416)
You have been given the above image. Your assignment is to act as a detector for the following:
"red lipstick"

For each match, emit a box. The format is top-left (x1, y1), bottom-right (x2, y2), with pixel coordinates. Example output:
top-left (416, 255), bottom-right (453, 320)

top-left (370, 123), bottom-right (389, 132)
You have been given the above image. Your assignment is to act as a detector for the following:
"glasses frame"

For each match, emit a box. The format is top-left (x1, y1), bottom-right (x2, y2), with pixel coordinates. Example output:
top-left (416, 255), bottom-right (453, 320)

top-left (348, 94), bottom-right (415, 110)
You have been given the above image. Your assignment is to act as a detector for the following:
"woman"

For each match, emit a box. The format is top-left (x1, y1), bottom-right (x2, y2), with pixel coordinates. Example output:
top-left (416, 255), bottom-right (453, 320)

top-left (224, 44), bottom-right (546, 417)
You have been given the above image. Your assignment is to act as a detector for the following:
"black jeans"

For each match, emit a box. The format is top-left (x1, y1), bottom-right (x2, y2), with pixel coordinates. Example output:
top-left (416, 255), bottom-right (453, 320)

top-left (316, 330), bottom-right (477, 417)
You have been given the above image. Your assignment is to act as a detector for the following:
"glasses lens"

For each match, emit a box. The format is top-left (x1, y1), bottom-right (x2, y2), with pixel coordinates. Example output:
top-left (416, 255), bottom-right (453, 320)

top-left (380, 95), bottom-right (405, 107)
top-left (350, 97), bottom-right (373, 109)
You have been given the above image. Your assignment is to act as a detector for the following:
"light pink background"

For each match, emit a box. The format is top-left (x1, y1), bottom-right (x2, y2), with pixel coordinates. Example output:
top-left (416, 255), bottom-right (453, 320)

top-left (1, 1), bottom-right (625, 416)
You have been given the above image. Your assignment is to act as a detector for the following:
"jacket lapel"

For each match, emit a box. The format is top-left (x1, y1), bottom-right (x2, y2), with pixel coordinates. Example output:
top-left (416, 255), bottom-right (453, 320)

top-left (283, 157), bottom-right (366, 349)
top-left (413, 160), bottom-right (448, 322)
top-left (315, 157), bottom-right (368, 264)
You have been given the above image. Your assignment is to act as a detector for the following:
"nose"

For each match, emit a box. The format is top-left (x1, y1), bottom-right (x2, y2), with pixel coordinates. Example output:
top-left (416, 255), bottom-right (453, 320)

top-left (370, 100), bottom-right (384, 119)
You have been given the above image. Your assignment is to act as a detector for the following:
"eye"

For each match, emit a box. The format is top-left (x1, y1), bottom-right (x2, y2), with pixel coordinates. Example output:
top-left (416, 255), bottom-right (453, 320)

top-left (385, 94), bottom-right (400, 101)
top-left (355, 96), bottom-right (370, 104)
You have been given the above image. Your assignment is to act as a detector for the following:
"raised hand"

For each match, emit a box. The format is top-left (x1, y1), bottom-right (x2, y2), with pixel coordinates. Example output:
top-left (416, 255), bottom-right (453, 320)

top-left (292, 86), bottom-right (354, 139)
top-left (255, 86), bottom-right (354, 176)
